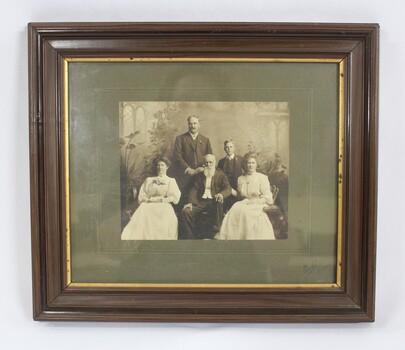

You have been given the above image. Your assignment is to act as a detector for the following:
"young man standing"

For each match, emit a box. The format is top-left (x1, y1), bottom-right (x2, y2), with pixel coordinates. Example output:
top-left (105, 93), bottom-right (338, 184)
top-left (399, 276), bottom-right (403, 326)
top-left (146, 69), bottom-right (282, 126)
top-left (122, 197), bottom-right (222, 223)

top-left (217, 139), bottom-right (243, 211)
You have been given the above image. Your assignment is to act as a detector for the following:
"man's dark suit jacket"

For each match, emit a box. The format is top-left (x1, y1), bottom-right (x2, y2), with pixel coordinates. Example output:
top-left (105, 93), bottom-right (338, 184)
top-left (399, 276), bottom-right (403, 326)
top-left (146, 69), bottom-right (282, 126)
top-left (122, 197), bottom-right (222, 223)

top-left (188, 170), bottom-right (231, 205)
top-left (173, 132), bottom-right (212, 192)
top-left (173, 132), bottom-right (212, 172)
top-left (217, 155), bottom-right (243, 190)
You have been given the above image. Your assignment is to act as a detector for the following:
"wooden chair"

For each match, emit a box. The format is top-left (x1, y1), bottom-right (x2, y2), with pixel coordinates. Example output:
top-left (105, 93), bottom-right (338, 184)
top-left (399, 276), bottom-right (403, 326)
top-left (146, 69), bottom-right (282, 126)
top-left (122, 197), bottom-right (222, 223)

top-left (263, 185), bottom-right (288, 239)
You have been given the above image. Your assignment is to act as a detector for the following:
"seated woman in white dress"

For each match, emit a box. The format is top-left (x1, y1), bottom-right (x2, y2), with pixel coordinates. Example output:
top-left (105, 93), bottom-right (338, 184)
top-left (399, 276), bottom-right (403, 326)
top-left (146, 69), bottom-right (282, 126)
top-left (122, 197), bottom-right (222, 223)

top-left (215, 153), bottom-right (276, 240)
top-left (121, 156), bottom-right (181, 240)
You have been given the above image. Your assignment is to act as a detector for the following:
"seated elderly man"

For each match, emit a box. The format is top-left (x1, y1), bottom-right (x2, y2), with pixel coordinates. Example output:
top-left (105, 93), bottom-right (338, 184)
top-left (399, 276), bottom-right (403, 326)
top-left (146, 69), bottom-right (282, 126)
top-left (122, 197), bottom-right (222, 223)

top-left (181, 154), bottom-right (231, 239)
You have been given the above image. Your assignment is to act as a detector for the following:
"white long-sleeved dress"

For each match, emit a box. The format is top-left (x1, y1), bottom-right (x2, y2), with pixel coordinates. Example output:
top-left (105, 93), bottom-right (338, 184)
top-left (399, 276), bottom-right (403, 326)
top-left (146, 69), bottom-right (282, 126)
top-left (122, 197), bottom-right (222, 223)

top-left (121, 175), bottom-right (181, 240)
top-left (216, 172), bottom-right (276, 240)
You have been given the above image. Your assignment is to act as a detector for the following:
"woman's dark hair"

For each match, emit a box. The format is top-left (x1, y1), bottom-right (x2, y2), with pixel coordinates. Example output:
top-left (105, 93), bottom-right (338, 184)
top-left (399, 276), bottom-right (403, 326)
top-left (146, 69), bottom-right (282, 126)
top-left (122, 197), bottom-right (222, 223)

top-left (242, 152), bottom-right (258, 172)
top-left (153, 156), bottom-right (171, 172)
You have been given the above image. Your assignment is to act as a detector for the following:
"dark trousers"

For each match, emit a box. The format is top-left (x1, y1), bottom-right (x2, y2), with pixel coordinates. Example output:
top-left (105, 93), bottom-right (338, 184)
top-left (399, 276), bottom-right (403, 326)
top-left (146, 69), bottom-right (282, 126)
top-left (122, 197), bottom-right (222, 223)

top-left (224, 195), bottom-right (238, 213)
top-left (181, 199), bottom-right (224, 239)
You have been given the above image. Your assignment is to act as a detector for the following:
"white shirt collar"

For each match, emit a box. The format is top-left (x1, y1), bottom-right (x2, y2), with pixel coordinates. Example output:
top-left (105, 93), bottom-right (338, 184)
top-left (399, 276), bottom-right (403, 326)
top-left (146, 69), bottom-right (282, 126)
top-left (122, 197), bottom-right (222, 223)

top-left (189, 132), bottom-right (198, 140)
top-left (226, 154), bottom-right (235, 160)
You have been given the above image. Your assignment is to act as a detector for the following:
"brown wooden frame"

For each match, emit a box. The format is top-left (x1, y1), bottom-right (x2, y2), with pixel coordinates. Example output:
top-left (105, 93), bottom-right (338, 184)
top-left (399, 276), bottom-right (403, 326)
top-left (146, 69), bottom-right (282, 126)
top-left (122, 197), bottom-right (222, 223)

top-left (28, 22), bottom-right (379, 322)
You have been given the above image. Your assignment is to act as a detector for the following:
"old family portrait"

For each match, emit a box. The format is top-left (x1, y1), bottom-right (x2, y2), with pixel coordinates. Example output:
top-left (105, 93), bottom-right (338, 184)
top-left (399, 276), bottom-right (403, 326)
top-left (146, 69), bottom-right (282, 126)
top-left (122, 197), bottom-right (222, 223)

top-left (119, 101), bottom-right (289, 240)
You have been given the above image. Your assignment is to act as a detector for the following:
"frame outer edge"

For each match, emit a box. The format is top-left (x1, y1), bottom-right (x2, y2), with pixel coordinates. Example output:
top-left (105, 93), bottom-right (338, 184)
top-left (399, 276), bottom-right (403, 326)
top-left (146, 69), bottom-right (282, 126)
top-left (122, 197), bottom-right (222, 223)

top-left (28, 23), bottom-right (44, 319)
top-left (26, 22), bottom-right (380, 35)
top-left (364, 24), bottom-right (379, 322)
top-left (27, 22), bottom-right (379, 322)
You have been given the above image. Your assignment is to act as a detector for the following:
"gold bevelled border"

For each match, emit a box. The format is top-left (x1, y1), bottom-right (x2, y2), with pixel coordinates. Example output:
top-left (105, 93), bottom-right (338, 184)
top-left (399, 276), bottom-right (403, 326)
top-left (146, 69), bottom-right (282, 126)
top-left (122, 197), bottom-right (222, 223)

top-left (64, 59), bottom-right (72, 285)
top-left (64, 57), bottom-right (345, 289)
top-left (69, 282), bottom-right (339, 289)
top-left (337, 60), bottom-right (345, 287)
top-left (66, 57), bottom-right (342, 63)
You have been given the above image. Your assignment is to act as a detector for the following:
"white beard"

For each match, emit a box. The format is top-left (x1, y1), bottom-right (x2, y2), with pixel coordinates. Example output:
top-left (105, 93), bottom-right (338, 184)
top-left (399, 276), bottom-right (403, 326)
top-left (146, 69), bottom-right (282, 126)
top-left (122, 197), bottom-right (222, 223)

top-left (204, 167), bottom-right (216, 178)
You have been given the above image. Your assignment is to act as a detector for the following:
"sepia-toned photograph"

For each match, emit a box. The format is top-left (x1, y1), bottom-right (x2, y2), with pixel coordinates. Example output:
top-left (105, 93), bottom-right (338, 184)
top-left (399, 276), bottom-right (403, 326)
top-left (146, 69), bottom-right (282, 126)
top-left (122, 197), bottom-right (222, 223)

top-left (119, 101), bottom-right (289, 240)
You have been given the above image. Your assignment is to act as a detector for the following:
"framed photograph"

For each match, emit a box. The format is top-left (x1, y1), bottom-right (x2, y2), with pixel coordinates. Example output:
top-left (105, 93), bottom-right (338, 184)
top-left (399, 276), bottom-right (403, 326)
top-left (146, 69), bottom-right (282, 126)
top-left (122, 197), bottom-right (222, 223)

top-left (28, 22), bottom-right (379, 322)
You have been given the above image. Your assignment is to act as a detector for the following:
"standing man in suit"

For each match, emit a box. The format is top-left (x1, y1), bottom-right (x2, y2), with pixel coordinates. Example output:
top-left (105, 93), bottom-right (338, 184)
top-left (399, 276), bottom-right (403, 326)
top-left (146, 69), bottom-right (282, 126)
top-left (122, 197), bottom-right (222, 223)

top-left (217, 139), bottom-right (243, 211)
top-left (173, 115), bottom-right (213, 198)
top-left (181, 154), bottom-right (231, 239)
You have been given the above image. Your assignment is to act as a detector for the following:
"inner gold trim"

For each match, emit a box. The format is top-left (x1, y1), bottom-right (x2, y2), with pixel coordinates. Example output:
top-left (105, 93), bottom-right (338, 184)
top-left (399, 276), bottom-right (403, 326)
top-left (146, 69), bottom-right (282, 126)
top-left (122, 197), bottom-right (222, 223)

top-left (64, 59), bottom-right (72, 286)
top-left (66, 57), bottom-right (342, 63)
top-left (336, 60), bottom-right (345, 288)
top-left (64, 57), bottom-right (345, 289)
top-left (68, 282), bottom-right (339, 289)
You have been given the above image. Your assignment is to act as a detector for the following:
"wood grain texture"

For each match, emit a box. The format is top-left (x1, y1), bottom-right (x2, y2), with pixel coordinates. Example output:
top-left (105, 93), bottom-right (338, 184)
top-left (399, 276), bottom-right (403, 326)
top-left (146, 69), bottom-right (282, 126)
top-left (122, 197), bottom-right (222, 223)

top-left (28, 22), bottom-right (379, 322)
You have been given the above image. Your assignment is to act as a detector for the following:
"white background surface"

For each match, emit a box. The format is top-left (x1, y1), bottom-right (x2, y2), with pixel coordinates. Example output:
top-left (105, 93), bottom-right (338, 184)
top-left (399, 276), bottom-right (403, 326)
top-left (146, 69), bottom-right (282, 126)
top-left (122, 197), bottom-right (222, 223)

top-left (1, 0), bottom-right (403, 349)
